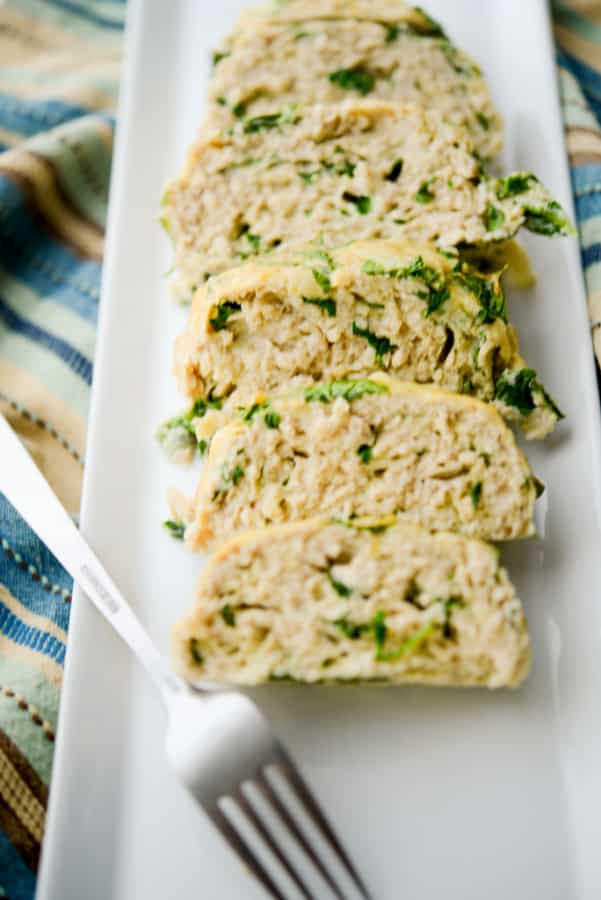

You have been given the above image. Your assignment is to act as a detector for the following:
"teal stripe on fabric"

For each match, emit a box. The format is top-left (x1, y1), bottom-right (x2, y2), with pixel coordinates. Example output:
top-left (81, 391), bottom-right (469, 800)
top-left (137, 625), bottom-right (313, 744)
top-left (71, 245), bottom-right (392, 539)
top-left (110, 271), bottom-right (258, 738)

top-left (0, 829), bottom-right (36, 900)
top-left (553, 1), bottom-right (601, 43)
top-left (40, 0), bottom-right (125, 29)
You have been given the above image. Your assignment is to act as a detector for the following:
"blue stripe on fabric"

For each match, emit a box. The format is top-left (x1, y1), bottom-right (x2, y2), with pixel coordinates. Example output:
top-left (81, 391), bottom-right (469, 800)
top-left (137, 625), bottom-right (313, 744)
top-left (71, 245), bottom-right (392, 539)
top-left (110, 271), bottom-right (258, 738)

top-left (42, 0), bottom-right (124, 30)
top-left (0, 603), bottom-right (65, 666)
top-left (572, 163), bottom-right (601, 195)
top-left (0, 177), bottom-right (101, 324)
top-left (0, 95), bottom-right (92, 140)
top-left (575, 192), bottom-right (601, 221)
top-left (0, 829), bottom-right (36, 900)
top-left (557, 49), bottom-right (601, 122)
top-left (0, 498), bottom-right (72, 634)
top-left (582, 242), bottom-right (601, 268)
top-left (0, 297), bottom-right (93, 384)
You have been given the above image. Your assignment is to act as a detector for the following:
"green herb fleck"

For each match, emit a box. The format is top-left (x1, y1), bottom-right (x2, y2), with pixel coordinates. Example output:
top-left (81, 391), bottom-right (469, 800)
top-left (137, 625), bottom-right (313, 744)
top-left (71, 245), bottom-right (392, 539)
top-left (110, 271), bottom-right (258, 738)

top-left (303, 297), bottom-right (337, 316)
top-left (455, 271), bottom-right (506, 324)
top-left (304, 379), bottom-right (389, 404)
top-left (352, 322), bottom-right (397, 364)
top-left (342, 192), bottom-right (372, 214)
top-left (470, 481), bottom-right (483, 509)
top-left (209, 301), bottom-right (241, 331)
top-left (220, 605), bottom-right (236, 627)
top-left (243, 108), bottom-right (297, 133)
top-left (495, 369), bottom-right (538, 416)
top-left (413, 7), bottom-right (446, 37)
top-left (496, 173), bottom-right (536, 199)
top-left (232, 101), bottom-right (246, 118)
top-left (333, 618), bottom-right (368, 639)
top-left (163, 520), bottom-right (185, 540)
top-left (524, 201), bottom-right (574, 237)
top-left (476, 111), bottom-right (490, 131)
top-left (231, 465), bottom-right (245, 486)
top-left (357, 444), bottom-right (372, 464)
top-left (311, 268), bottom-right (332, 293)
top-left (534, 477), bottom-right (546, 499)
top-left (329, 67), bottom-right (375, 96)
top-left (385, 24), bottom-right (400, 42)
top-left (190, 639), bottom-right (204, 665)
top-left (264, 410), bottom-right (281, 429)
top-left (212, 51), bottom-right (228, 66)
top-left (385, 159), bottom-right (404, 182)
top-left (328, 571), bottom-right (353, 597)
top-left (415, 177), bottom-right (436, 203)
top-left (485, 204), bottom-right (506, 231)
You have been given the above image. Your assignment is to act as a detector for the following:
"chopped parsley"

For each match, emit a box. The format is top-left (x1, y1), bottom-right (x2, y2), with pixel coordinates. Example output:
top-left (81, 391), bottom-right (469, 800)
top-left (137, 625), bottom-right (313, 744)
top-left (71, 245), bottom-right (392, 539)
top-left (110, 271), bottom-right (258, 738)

top-left (362, 256), bottom-right (449, 317)
top-left (264, 410), bottom-right (281, 429)
top-left (232, 102), bottom-right (246, 119)
top-left (328, 571), bottom-right (353, 597)
top-left (240, 225), bottom-right (261, 251)
top-left (243, 108), bottom-right (297, 133)
top-left (495, 368), bottom-right (538, 416)
top-left (328, 67), bottom-right (375, 96)
top-left (496, 173), bottom-right (536, 199)
top-left (304, 379), bottom-right (388, 404)
top-left (240, 401), bottom-right (281, 429)
top-left (311, 268), bottom-right (332, 293)
top-left (415, 178), bottom-right (436, 204)
top-left (413, 7), bottom-right (446, 38)
top-left (212, 51), bottom-right (228, 66)
top-left (157, 393), bottom-right (222, 458)
top-left (385, 24), bottom-right (400, 42)
top-left (352, 322), bottom-right (397, 364)
top-left (163, 520), bottom-right (186, 540)
top-left (303, 296), bottom-right (337, 316)
top-left (231, 465), bottom-right (245, 486)
top-left (385, 159), bottom-right (404, 182)
top-left (455, 271), bottom-right (507, 324)
top-left (299, 158), bottom-right (356, 183)
top-left (373, 611), bottom-right (436, 662)
top-left (476, 111), bottom-right (490, 131)
top-left (209, 301), bottom-right (241, 331)
top-left (333, 618), bottom-right (368, 639)
top-left (189, 639), bottom-right (204, 665)
top-left (220, 605), bottom-right (236, 627)
top-left (524, 202), bottom-right (574, 237)
top-left (342, 192), bottom-right (372, 215)
top-left (357, 444), bottom-right (372, 464)
top-left (485, 204), bottom-right (506, 231)
top-left (470, 481), bottom-right (483, 509)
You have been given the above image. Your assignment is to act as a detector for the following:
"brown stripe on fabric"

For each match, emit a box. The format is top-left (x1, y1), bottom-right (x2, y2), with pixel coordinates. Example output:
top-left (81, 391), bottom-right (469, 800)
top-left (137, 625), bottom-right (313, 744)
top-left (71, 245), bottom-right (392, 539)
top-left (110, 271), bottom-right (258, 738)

top-left (0, 729), bottom-right (48, 871)
top-left (0, 166), bottom-right (102, 262)
top-left (570, 151), bottom-right (601, 165)
top-left (0, 731), bottom-right (48, 807)
top-left (29, 150), bottom-right (104, 238)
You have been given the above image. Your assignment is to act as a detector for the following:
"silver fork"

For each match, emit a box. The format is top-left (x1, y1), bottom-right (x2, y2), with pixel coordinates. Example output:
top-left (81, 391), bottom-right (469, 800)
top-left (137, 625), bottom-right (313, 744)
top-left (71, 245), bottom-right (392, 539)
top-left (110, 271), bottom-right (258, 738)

top-left (0, 414), bottom-right (372, 900)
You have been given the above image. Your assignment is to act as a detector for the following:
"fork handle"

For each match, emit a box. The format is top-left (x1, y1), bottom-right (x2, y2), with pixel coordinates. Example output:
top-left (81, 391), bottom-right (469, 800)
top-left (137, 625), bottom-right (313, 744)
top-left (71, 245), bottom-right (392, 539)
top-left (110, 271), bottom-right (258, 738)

top-left (0, 415), bottom-right (187, 702)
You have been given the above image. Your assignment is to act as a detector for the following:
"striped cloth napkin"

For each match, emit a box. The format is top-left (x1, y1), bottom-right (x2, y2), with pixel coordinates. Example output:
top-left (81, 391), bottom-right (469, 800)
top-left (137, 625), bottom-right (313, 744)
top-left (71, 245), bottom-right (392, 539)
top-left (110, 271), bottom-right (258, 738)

top-left (0, 2), bottom-right (599, 896)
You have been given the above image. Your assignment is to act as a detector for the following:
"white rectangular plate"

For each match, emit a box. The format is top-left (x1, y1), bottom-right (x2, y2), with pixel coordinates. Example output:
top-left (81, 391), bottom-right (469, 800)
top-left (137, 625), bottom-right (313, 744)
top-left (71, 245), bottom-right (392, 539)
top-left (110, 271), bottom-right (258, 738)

top-left (37, 1), bottom-right (601, 898)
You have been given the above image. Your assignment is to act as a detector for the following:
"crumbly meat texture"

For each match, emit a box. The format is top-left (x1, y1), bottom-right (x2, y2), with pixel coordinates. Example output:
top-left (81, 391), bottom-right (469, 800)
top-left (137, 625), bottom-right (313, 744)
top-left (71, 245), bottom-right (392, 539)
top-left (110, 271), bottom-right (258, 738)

top-left (210, 20), bottom-right (501, 159)
top-left (172, 240), bottom-right (562, 440)
top-left (182, 376), bottom-right (540, 550)
top-left (162, 101), bottom-right (570, 296)
top-left (172, 518), bottom-right (531, 688)
top-left (233, 0), bottom-right (443, 32)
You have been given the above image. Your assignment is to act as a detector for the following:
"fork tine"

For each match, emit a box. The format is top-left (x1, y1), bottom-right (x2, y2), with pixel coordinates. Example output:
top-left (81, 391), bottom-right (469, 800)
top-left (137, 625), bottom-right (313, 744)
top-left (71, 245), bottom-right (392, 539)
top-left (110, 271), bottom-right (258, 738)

top-left (255, 769), bottom-right (347, 900)
top-left (208, 801), bottom-right (288, 900)
top-left (271, 744), bottom-right (373, 900)
top-left (232, 785), bottom-right (317, 900)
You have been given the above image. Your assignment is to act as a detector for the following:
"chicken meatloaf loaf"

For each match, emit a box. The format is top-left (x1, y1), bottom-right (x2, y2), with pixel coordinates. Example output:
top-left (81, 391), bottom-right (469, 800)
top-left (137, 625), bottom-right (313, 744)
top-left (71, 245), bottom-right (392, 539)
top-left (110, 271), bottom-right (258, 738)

top-left (170, 240), bottom-right (562, 442)
top-left (173, 517), bottom-right (530, 688)
top-left (210, 18), bottom-right (501, 159)
top-left (233, 0), bottom-right (444, 33)
top-left (161, 101), bottom-right (572, 296)
top-left (178, 376), bottom-right (541, 550)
